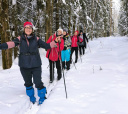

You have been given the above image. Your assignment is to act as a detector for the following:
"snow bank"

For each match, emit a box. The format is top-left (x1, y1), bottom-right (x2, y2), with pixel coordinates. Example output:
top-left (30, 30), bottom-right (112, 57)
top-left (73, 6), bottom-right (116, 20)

top-left (0, 36), bottom-right (128, 114)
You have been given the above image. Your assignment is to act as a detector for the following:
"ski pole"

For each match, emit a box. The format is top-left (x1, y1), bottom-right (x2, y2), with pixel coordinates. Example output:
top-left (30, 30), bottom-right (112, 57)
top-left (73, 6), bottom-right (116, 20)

top-left (62, 68), bottom-right (68, 99)
top-left (73, 61), bottom-right (77, 70)
top-left (78, 45), bottom-right (82, 63)
top-left (87, 43), bottom-right (91, 53)
top-left (52, 61), bottom-right (54, 82)
top-left (72, 59), bottom-right (77, 70)
top-left (47, 64), bottom-right (49, 69)
top-left (58, 42), bottom-right (68, 99)
top-left (100, 41), bottom-right (103, 48)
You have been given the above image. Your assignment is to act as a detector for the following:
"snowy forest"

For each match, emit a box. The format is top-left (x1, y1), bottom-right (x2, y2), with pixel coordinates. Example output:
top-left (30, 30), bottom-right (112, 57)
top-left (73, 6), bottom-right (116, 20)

top-left (118, 0), bottom-right (128, 36)
top-left (0, 0), bottom-right (128, 114)
top-left (0, 0), bottom-right (127, 69)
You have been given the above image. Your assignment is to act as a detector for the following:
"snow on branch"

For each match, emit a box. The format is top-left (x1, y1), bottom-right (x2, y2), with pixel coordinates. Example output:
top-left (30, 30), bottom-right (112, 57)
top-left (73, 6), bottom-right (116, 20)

top-left (86, 16), bottom-right (94, 25)
top-left (12, 0), bottom-right (16, 5)
top-left (62, 0), bottom-right (66, 4)
top-left (17, 0), bottom-right (32, 10)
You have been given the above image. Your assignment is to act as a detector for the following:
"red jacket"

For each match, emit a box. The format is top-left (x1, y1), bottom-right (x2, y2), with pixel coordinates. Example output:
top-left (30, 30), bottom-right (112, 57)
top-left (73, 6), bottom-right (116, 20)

top-left (46, 34), bottom-right (64, 61)
top-left (71, 35), bottom-right (83, 47)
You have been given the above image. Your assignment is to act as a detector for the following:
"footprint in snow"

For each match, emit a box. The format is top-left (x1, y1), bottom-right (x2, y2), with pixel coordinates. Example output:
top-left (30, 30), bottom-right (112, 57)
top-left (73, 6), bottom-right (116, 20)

top-left (119, 84), bottom-right (127, 88)
top-left (100, 110), bottom-right (108, 114)
top-left (89, 98), bottom-right (97, 102)
top-left (0, 101), bottom-right (11, 107)
top-left (19, 95), bottom-right (25, 97)
top-left (109, 84), bottom-right (116, 88)
top-left (102, 87), bottom-right (109, 90)
top-left (90, 93), bottom-right (98, 97)
top-left (98, 90), bottom-right (104, 94)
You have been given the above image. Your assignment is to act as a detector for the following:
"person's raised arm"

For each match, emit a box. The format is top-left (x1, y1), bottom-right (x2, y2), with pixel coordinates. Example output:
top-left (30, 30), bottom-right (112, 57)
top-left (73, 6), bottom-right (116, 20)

top-left (0, 37), bottom-right (20, 50)
top-left (37, 37), bottom-right (57, 49)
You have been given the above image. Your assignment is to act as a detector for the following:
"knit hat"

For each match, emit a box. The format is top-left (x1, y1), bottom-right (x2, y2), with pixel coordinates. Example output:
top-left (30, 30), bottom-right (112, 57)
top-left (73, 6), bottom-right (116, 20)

top-left (57, 28), bottom-right (63, 34)
top-left (63, 28), bottom-right (68, 33)
top-left (75, 30), bottom-right (79, 35)
top-left (24, 22), bottom-right (33, 28)
top-left (80, 30), bottom-right (83, 33)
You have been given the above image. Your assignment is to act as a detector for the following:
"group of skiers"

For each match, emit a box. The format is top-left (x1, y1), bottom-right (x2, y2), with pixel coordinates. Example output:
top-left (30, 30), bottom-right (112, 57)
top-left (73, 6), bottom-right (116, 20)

top-left (0, 22), bottom-right (88, 105)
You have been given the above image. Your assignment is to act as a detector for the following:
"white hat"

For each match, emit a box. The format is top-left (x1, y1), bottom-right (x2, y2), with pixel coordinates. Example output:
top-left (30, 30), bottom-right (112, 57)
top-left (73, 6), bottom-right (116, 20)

top-left (57, 28), bottom-right (63, 34)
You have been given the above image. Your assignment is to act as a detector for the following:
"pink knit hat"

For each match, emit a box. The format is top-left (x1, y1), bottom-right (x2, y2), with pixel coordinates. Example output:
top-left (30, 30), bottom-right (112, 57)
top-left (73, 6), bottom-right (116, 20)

top-left (75, 30), bottom-right (79, 35)
top-left (24, 22), bottom-right (33, 28)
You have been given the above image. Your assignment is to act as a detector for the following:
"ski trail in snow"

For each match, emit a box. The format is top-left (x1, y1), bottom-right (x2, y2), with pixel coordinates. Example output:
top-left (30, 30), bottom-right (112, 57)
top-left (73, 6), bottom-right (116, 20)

top-left (24, 57), bottom-right (77, 113)
top-left (24, 65), bottom-right (75, 114)
top-left (0, 101), bottom-right (11, 107)
top-left (25, 102), bottom-right (40, 114)
top-left (0, 36), bottom-right (128, 114)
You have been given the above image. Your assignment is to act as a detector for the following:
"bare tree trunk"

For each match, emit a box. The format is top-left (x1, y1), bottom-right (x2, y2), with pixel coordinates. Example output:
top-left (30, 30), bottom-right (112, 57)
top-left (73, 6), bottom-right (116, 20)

top-left (55, 0), bottom-right (59, 30)
top-left (68, 7), bottom-right (71, 35)
top-left (12, 4), bottom-right (18, 59)
top-left (84, 24), bottom-right (86, 33)
top-left (90, 0), bottom-right (94, 40)
top-left (103, 1), bottom-right (107, 37)
top-left (110, 0), bottom-right (112, 36)
top-left (0, 0), bottom-right (12, 69)
top-left (60, 4), bottom-right (63, 29)
top-left (49, 0), bottom-right (54, 35)
top-left (45, 0), bottom-right (50, 41)
top-left (73, 16), bottom-right (76, 34)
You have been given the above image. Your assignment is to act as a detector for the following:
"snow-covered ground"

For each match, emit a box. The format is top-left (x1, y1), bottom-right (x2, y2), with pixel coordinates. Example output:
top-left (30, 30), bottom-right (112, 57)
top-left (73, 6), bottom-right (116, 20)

top-left (0, 36), bottom-right (128, 114)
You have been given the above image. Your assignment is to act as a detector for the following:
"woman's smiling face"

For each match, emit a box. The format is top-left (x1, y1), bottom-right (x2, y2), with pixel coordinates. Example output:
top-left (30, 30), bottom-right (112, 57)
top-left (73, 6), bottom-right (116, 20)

top-left (24, 25), bottom-right (33, 35)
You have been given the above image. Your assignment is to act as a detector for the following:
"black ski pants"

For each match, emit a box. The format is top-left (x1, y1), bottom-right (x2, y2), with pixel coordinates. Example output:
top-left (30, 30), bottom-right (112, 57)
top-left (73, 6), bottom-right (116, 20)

top-left (20, 66), bottom-right (44, 89)
top-left (49, 59), bottom-right (62, 81)
top-left (79, 45), bottom-right (85, 55)
top-left (70, 47), bottom-right (78, 62)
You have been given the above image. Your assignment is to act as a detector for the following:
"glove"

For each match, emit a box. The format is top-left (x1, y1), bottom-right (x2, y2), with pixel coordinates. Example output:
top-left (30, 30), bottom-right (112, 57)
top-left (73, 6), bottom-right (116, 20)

top-left (50, 41), bottom-right (57, 48)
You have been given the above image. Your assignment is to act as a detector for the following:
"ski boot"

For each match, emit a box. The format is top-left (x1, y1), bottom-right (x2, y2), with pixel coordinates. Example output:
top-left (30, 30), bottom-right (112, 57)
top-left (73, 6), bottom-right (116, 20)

top-left (38, 87), bottom-right (47, 105)
top-left (26, 86), bottom-right (36, 104)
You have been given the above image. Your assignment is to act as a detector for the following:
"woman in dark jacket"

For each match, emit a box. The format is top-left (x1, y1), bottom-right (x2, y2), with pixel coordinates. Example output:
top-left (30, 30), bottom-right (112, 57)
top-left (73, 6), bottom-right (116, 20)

top-left (0, 22), bottom-right (56, 105)
top-left (78, 30), bottom-right (89, 55)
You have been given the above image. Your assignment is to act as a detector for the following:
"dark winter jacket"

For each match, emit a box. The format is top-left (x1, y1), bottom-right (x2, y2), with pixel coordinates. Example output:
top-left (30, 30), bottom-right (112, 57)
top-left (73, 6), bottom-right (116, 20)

top-left (78, 33), bottom-right (88, 47)
top-left (0, 33), bottom-right (51, 68)
top-left (46, 34), bottom-right (64, 61)
top-left (63, 34), bottom-right (71, 50)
